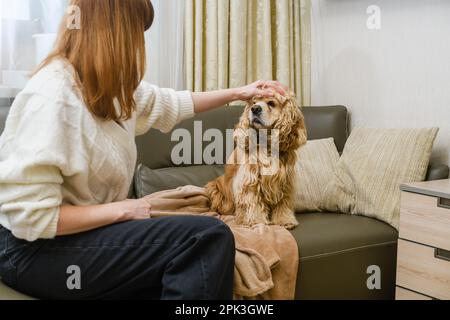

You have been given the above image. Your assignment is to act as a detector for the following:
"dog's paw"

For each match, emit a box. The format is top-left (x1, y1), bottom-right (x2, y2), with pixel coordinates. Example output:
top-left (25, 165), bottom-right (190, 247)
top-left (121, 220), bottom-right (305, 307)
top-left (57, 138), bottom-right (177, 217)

top-left (234, 213), bottom-right (269, 227)
top-left (283, 220), bottom-right (299, 230)
top-left (271, 211), bottom-right (299, 230)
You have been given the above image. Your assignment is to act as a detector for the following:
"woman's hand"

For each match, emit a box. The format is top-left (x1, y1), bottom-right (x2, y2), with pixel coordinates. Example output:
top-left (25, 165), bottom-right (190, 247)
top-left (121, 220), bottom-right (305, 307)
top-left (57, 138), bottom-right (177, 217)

top-left (234, 80), bottom-right (287, 101)
top-left (192, 80), bottom-right (287, 113)
top-left (57, 198), bottom-right (152, 236)
top-left (117, 198), bottom-right (152, 222)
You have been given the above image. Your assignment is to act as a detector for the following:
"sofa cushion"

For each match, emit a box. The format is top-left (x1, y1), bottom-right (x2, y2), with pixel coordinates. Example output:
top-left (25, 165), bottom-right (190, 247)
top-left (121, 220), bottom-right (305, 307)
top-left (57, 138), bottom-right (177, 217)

top-left (302, 106), bottom-right (348, 153)
top-left (0, 281), bottom-right (34, 300)
top-left (294, 138), bottom-right (340, 212)
top-left (426, 164), bottom-right (450, 181)
top-left (292, 213), bottom-right (398, 300)
top-left (323, 127), bottom-right (439, 229)
top-left (135, 164), bottom-right (224, 198)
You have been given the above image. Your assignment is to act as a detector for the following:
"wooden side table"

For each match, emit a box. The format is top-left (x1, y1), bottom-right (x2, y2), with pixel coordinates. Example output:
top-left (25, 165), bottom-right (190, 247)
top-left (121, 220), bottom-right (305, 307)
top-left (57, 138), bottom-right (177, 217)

top-left (396, 179), bottom-right (450, 300)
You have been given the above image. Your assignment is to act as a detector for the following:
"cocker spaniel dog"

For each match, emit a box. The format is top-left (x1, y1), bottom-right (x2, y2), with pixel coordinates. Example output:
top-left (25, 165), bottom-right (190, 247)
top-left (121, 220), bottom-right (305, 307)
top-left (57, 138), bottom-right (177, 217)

top-left (206, 91), bottom-right (307, 229)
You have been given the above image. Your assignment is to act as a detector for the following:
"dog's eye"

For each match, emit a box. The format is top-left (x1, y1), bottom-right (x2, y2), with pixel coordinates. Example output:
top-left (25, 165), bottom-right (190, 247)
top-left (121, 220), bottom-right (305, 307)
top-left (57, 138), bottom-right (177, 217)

top-left (267, 101), bottom-right (275, 108)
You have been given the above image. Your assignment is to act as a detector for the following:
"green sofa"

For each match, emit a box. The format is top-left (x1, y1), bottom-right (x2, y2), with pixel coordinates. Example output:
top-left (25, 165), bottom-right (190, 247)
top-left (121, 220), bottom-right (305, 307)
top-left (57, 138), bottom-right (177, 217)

top-left (0, 105), bottom-right (448, 300)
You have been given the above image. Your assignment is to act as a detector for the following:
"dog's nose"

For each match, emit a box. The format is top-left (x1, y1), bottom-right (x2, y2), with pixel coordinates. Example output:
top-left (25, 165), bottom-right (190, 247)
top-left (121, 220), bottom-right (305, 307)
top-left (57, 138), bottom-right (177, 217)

top-left (252, 106), bottom-right (262, 115)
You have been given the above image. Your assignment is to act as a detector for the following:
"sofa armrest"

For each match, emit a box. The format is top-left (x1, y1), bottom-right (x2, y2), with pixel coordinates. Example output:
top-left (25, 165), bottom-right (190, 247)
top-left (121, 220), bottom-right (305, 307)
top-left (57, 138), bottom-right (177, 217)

top-left (426, 164), bottom-right (450, 181)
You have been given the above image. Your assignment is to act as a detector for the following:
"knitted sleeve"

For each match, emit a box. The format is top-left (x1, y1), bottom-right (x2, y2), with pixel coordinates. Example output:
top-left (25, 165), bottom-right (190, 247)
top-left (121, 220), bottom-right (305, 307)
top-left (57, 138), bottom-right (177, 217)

top-left (134, 81), bottom-right (195, 136)
top-left (0, 94), bottom-right (82, 242)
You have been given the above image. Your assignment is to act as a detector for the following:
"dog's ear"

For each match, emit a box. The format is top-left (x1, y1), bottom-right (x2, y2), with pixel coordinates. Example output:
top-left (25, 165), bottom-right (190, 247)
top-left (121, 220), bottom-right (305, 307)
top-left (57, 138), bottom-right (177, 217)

top-left (274, 96), bottom-right (307, 152)
top-left (235, 102), bottom-right (251, 131)
top-left (233, 101), bottom-right (252, 148)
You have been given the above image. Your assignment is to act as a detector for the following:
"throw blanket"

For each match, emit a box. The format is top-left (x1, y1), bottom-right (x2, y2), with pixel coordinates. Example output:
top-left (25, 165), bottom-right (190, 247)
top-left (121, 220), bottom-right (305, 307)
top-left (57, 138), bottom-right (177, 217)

top-left (145, 186), bottom-right (299, 300)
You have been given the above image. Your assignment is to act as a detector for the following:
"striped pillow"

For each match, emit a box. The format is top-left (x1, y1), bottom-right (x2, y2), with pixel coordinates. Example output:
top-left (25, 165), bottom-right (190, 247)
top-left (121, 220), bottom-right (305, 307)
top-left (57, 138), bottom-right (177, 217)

top-left (294, 138), bottom-right (340, 212)
top-left (323, 127), bottom-right (439, 229)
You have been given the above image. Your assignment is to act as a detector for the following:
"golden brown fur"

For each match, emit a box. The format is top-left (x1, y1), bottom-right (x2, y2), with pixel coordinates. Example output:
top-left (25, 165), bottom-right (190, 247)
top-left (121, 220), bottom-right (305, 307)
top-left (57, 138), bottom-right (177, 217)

top-left (206, 92), bottom-right (307, 229)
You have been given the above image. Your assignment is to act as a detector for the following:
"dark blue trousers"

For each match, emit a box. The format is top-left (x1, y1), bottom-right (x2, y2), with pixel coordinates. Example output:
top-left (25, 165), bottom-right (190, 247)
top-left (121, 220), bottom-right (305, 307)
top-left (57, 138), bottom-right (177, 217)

top-left (0, 216), bottom-right (235, 300)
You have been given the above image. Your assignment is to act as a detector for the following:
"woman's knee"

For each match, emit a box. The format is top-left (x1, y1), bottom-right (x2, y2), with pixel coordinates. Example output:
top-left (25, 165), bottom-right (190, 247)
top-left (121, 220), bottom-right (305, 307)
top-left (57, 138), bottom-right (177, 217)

top-left (173, 216), bottom-right (229, 236)
top-left (195, 217), bottom-right (233, 239)
top-left (211, 220), bottom-right (235, 249)
top-left (200, 219), bottom-right (235, 261)
top-left (178, 216), bottom-right (235, 254)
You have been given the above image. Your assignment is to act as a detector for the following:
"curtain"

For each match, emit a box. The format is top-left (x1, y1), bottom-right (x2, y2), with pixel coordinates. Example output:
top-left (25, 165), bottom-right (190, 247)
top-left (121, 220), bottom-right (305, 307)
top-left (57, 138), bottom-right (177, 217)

top-left (144, 0), bottom-right (186, 90)
top-left (185, 0), bottom-right (311, 105)
top-left (0, 0), bottom-right (67, 94)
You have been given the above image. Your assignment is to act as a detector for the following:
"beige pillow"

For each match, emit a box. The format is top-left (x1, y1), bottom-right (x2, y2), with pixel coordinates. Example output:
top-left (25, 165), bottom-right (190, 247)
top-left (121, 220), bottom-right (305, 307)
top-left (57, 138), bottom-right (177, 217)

top-left (294, 138), bottom-right (340, 212)
top-left (323, 127), bottom-right (439, 229)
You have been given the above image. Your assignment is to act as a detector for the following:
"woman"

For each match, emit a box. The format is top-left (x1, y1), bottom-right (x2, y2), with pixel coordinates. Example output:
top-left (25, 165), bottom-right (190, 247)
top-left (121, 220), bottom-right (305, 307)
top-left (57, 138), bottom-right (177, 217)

top-left (0, 0), bottom-right (285, 300)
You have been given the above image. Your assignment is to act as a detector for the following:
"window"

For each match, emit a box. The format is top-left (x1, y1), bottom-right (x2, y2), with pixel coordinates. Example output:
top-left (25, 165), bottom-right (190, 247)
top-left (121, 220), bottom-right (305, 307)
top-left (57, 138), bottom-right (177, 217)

top-left (0, 0), bottom-right (67, 97)
top-left (0, 0), bottom-right (186, 98)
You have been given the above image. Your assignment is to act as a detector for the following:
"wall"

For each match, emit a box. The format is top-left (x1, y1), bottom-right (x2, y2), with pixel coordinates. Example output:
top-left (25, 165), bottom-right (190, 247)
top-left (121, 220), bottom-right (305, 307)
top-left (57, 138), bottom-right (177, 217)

top-left (311, 0), bottom-right (450, 166)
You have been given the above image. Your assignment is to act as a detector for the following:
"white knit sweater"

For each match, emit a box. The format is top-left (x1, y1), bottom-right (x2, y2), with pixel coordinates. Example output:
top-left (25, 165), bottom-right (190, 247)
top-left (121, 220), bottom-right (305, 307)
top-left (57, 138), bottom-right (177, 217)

top-left (0, 60), bottom-right (194, 241)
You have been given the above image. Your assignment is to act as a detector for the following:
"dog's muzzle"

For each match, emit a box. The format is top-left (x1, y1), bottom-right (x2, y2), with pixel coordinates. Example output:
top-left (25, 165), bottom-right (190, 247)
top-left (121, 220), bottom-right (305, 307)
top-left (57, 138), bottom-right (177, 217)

top-left (252, 105), bottom-right (262, 116)
top-left (250, 104), bottom-right (265, 126)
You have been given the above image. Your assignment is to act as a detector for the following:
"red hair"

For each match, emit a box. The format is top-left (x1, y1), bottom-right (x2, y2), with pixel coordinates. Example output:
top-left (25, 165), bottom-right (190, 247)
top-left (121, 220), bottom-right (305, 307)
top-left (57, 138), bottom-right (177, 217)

top-left (36, 0), bottom-right (154, 121)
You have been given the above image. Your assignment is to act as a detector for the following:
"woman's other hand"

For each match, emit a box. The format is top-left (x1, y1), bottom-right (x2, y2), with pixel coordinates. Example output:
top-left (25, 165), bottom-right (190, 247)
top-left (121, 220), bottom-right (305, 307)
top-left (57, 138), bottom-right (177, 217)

top-left (57, 198), bottom-right (152, 236)
top-left (117, 198), bottom-right (152, 221)
top-left (234, 80), bottom-right (287, 101)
